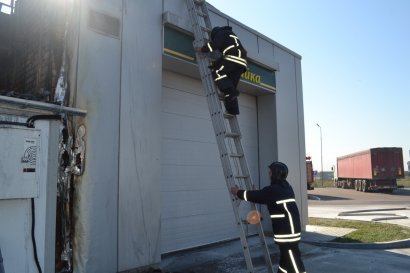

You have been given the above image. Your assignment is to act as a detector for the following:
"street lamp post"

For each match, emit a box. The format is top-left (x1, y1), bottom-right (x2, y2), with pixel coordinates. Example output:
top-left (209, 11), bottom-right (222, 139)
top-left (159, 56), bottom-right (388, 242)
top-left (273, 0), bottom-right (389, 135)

top-left (316, 123), bottom-right (323, 187)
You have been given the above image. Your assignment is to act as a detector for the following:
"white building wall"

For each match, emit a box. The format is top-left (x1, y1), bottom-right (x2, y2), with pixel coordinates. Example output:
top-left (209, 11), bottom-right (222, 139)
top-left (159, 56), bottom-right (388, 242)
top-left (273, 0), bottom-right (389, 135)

top-left (67, 0), bottom-right (307, 272)
top-left (72, 1), bottom-right (122, 272)
top-left (118, 0), bottom-right (163, 271)
top-left (274, 47), bottom-right (308, 227)
top-left (160, 70), bottom-right (259, 253)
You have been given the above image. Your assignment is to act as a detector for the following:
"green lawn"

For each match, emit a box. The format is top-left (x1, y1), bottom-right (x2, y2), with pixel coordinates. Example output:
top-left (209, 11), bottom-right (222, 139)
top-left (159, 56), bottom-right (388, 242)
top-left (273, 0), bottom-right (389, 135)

top-left (309, 217), bottom-right (410, 243)
top-left (312, 180), bottom-right (335, 188)
top-left (397, 177), bottom-right (410, 188)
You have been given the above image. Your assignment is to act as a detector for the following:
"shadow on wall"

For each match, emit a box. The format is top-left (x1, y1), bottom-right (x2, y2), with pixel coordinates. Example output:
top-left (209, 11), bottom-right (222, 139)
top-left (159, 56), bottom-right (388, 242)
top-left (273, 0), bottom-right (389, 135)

top-left (0, 248), bottom-right (5, 273)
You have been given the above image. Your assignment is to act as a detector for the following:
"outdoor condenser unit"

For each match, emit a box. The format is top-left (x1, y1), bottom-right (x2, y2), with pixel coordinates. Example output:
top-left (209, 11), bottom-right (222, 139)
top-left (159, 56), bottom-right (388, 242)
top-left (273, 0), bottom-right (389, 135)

top-left (0, 115), bottom-right (59, 273)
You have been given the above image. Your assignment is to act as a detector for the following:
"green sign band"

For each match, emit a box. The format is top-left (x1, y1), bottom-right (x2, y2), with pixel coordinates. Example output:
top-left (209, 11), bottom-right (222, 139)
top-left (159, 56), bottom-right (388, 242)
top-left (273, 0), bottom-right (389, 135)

top-left (163, 25), bottom-right (276, 91)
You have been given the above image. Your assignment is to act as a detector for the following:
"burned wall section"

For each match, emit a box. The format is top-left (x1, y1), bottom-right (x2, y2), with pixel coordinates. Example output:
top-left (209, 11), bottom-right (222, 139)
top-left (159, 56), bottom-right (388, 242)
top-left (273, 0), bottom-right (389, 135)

top-left (0, 0), bottom-right (69, 102)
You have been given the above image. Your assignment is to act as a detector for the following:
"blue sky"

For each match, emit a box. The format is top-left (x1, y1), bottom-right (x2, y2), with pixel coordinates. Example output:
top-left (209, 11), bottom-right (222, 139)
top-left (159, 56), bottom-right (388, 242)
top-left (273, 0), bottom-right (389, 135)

top-left (208, 0), bottom-right (410, 171)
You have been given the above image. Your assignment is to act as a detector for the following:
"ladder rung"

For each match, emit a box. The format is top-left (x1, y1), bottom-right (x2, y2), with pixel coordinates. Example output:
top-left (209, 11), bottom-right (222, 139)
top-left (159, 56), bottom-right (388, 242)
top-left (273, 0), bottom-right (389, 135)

top-left (235, 175), bottom-right (249, 179)
top-left (223, 112), bottom-right (235, 119)
top-left (225, 132), bottom-right (241, 138)
top-left (197, 10), bottom-right (207, 18)
top-left (187, 1), bottom-right (275, 271)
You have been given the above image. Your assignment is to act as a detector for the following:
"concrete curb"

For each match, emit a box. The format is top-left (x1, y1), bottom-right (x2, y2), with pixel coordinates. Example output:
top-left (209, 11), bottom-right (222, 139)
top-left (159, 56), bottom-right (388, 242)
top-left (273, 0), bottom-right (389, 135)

top-left (302, 238), bottom-right (410, 250)
top-left (338, 207), bottom-right (408, 216)
top-left (337, 207), bottom-right (409, 221)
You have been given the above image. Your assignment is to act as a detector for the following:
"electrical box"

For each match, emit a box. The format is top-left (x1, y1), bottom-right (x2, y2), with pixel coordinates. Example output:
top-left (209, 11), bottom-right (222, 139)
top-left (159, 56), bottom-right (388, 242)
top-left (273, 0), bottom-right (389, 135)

top-left (0, 115), bottom-right (58, 273)
top-left (0, 126), bottom-right (41, 199)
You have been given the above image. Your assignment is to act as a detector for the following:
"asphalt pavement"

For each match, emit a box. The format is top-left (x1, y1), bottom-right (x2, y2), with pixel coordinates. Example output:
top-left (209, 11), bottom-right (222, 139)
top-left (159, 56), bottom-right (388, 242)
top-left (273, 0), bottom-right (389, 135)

top-left (158, 188), bottom-right (410, 273)
top-left (160, 233), bottom-right (410, 273)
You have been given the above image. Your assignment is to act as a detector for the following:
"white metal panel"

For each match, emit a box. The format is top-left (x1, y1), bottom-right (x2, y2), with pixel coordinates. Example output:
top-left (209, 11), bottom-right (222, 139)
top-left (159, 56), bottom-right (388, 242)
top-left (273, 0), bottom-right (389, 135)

top-left (0, 118), bottom-right (59, 273)
top-left (117, 0), bottom-right (163, 271)
top-left (0, 199), bottom-right (32, 273)
top-left (72, 0), bottom-right (122, 272)
top-left (208, 9), bottom-right (229, 27)
top-left (0, 127), bottom-right (40, 199)
top-left (229, 22), bottom-right (258, 60)
top-left (163, 0), bottom-right (191, 31)
top-left (274, 46), bottom-right (308, 228)
top-left (161, 70), bottom-right (259, 253)
top-left (256, 94), bottom-right (278, 232)
top-left (257, 37), bottom-right (275, 67)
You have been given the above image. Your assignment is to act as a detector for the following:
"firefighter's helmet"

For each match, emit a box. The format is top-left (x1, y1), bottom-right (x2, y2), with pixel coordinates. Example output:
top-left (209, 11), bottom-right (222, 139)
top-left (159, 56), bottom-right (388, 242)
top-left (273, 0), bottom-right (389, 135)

top-left (211, 26), bottom-right (220, 40)
top-left (269, 162), bottom-right (288, 180)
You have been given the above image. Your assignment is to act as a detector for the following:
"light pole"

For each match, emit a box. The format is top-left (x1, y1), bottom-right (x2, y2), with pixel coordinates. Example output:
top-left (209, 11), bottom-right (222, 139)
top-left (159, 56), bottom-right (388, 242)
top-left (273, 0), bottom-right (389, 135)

top-left (316, 123), bottom-right (323, 187)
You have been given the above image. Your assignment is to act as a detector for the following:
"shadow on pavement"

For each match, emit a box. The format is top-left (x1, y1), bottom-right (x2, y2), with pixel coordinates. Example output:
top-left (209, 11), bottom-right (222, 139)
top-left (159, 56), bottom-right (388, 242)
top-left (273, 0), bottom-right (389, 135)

top-left (308, 194), bottom-right (352, 201)
top-left (392, 188), bottom-right (410, 196)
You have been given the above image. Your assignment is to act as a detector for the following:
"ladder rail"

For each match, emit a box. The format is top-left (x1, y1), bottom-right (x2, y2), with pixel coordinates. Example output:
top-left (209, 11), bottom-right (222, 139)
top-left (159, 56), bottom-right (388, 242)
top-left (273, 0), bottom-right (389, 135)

top-left (186, 1), bottom-right (274, 272)
top-left (196, 51), bottom-right (256, 273)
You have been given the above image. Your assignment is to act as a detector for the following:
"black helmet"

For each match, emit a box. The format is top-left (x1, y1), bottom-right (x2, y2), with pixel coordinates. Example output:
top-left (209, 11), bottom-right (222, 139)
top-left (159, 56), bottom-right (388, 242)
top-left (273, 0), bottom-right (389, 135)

top-left (269, 162), bottom-right (288, 180)
top-left (210, 26), bottom-right (220, 40)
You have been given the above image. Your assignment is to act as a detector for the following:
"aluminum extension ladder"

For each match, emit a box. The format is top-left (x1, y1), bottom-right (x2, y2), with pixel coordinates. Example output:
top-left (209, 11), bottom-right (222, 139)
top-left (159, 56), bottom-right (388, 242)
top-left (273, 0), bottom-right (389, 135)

top-left (186, 1), bottom-right (274, 272)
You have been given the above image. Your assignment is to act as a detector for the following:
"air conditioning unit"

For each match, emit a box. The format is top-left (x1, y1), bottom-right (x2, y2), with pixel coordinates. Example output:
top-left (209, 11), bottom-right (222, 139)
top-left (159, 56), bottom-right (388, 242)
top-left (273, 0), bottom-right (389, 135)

top-left (0, 115), bottom-right (59, 273)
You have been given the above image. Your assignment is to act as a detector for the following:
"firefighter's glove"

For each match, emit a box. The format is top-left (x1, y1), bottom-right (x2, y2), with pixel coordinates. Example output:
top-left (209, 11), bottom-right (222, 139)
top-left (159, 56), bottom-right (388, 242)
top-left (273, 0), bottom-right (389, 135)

top-left (230, 185), bottom-right (240, 196)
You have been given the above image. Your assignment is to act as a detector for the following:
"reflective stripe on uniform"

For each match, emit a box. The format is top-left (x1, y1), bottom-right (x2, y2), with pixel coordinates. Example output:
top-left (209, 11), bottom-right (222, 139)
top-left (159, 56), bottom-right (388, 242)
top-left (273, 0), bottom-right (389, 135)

top-left (224, 56), bottom-right (247, 67)
top-left (274, 237), bottom-right (301, 243)
top-left (274, 232), bottom-right (301, 243)
top-left (223, 45), bottom-right (235, 55)
top-left (207, 42), bottom-right (213, 52)
top-left (215, 65), bottom-right (225, 78)
top-left (284, 203), bottom-right (295, 233)
top-left (244, 190), bottom-right (248, 201)
top-left (229, 35), bottom-right (239, 46)
top-left (274, 233), bottom-right (301, 238)
top-left (279, 266), bottom-right (287, 273)
top-left (289, 250), bottom-right (300, 273)
top-left (276, 198), bottom-right (296, 204)
top-left (214, 75), bottom-right (227, 81)
top-left (226, 54), bottom-right (247, 63)
top-left (270, 214), bottom-right (286, 218)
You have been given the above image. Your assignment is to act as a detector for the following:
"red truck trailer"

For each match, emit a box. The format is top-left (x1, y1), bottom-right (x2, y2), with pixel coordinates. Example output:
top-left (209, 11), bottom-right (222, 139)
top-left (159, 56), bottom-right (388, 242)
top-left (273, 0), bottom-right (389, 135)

top-left (335, 147), bottom-right (404, 192)
top-left (306, 156), bottom-right (314, 190)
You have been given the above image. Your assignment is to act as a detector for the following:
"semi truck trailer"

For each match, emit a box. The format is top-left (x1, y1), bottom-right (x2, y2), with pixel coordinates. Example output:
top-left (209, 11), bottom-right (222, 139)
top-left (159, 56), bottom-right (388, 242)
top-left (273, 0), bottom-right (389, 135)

top-left (335, 147), bottom-right (404, 192)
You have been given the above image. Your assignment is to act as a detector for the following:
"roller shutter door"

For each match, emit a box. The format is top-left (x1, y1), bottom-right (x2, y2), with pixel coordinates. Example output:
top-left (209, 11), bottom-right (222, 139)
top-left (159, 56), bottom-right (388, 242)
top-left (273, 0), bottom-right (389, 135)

top-left (161, 70), bottom-right (259, 253)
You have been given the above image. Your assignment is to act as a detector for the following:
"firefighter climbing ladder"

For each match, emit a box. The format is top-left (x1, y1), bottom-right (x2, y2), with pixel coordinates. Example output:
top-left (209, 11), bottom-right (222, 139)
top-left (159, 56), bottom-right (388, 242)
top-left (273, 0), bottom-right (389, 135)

top-left (186, 1), bottom-right (274, 272)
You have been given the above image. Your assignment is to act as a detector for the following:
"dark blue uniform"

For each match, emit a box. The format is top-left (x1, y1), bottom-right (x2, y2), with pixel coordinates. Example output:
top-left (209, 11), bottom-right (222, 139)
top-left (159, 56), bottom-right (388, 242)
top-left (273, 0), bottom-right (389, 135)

top-left (200, 26), bottom-right (247, 115)
top-left (236, 180), bottom-right (306, 273)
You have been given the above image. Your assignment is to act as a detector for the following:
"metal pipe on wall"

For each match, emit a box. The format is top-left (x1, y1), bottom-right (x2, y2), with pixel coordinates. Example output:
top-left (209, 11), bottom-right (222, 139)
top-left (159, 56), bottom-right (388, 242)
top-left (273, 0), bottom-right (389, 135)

top-left (0, 95), bottom-right (86, 116)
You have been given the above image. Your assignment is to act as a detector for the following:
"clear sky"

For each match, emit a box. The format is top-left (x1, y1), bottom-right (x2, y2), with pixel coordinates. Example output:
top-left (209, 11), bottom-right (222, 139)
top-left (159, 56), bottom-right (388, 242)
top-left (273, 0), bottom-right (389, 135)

top-left (208, 0), bottom-right (410, 172)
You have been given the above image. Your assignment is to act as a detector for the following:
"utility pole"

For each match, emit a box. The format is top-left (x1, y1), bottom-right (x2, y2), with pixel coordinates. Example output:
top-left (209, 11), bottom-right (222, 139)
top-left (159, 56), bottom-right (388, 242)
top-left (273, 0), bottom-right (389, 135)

top-left (316, 123), bottom-right (323, 187)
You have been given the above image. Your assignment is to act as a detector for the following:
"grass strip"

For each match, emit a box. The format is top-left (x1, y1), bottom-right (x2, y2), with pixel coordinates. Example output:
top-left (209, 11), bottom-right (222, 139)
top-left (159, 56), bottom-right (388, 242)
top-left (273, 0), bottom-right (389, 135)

top-left (397, 178), bottom-right (410, 188)
top-left (308, 217), bottom-right (410, 243)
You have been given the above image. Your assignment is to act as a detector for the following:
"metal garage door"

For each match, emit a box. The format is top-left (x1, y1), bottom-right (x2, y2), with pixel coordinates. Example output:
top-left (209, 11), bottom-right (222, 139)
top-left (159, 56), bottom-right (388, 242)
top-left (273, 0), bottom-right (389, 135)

top-left (161, 70), bottom-right (259, 253)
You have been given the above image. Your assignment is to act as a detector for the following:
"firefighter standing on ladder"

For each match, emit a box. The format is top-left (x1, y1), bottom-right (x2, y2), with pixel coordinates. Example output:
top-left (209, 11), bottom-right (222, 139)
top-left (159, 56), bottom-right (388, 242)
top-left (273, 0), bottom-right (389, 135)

top-left (195, 26), bottom-right (247, 115)
top-left (231, 162), bottom-right (307, 273)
